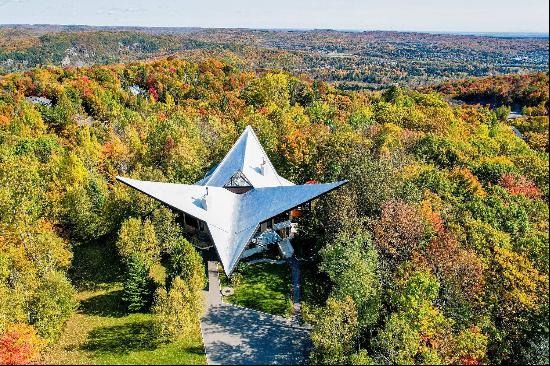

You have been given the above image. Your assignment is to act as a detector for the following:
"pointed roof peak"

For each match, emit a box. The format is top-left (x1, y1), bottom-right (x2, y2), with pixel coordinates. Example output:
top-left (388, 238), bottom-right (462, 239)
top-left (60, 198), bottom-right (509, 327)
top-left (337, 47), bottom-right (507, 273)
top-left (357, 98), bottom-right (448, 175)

top-left (197, 125), bottom-right (293, 189)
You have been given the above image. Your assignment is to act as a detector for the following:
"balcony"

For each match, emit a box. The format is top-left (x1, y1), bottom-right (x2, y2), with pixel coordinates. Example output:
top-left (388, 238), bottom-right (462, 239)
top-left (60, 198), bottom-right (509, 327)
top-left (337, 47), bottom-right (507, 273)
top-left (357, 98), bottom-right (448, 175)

top-left (252, 230), bottom-right (282, 246)
top-left (273, 220), bottom-right (292, 231)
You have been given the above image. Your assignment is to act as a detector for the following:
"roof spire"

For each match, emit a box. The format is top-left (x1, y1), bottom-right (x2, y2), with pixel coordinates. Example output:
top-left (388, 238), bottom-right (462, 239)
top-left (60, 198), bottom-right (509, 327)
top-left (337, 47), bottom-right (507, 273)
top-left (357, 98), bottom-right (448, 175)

top-left (202, 187), bottom-right (208, 210)
top-left (260, 157), bottom-right (266, 175)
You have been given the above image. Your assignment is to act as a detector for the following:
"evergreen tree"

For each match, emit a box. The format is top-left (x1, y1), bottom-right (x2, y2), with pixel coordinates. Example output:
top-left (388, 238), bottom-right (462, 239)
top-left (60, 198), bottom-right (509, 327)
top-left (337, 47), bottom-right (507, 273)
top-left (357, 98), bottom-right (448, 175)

top-left (122, 254), bottom-right (155, 312)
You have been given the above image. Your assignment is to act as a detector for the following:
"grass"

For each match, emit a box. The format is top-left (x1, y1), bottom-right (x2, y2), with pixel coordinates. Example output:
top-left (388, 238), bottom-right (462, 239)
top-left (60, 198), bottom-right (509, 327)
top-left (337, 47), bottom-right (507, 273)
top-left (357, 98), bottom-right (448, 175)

top-left (41, 242), bottom-right (206, 365)
top-left (219, 262), bottom-right (293, 317)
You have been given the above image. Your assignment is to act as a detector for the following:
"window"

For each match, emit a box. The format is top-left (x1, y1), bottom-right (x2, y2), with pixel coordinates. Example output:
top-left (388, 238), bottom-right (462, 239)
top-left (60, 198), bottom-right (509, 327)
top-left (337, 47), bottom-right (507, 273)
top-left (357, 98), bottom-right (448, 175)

top-left (224, 170), bottom-right (252, 188)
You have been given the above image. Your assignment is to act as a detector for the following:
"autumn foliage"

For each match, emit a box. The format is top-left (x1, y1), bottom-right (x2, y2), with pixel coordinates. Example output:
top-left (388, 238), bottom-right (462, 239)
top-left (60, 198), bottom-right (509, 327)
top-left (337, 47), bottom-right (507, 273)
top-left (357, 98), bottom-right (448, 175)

top-left (373, 200), bottom-right (425, 262)
top-left (0, 57), bottom-right (547, 365)
top-left (0, 323), bottom-right (45, 365)
top-left (498, 173), bottom-right (542, 199)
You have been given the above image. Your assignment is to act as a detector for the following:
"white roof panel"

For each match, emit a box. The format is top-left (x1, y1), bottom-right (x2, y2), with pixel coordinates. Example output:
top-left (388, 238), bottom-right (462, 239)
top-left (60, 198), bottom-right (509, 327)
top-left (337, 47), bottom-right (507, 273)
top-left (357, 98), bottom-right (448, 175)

top-left (235, 181), bottom-right (347, 233)
top-left (116, 177), bottom-right (211, 222)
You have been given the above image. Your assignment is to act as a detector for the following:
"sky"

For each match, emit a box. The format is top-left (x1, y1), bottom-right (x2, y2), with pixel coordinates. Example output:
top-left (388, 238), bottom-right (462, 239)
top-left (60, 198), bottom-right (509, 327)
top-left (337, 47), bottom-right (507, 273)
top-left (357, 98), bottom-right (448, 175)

top-left (0, 0), bottom-right (548, 34)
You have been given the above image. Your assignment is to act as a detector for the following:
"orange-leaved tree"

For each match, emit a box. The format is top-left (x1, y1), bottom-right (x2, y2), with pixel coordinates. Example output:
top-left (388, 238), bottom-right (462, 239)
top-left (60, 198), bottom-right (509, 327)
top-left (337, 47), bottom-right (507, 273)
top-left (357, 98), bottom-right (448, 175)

top-left (0, 323), bottom-right (45, 365)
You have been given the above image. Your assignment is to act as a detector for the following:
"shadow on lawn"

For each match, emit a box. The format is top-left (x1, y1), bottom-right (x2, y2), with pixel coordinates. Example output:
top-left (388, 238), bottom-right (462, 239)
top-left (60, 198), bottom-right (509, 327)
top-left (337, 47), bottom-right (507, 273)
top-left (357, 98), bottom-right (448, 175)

top-left (79, 290), bottom-right (127, 317)
top-left (231, 285), bottom-right (291, 316)
top-left (80, 319), bottom-right (162, 355)
top-left (70, 239), bottom-right (123, 291)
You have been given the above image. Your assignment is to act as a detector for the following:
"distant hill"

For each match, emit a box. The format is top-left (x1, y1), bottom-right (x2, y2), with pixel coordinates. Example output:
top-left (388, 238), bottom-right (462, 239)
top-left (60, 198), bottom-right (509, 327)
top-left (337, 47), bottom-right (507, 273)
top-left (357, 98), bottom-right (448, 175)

top-left (1, 25), bottom-right (548, 89)
top-left (425, 73), bottom-right (549, 109)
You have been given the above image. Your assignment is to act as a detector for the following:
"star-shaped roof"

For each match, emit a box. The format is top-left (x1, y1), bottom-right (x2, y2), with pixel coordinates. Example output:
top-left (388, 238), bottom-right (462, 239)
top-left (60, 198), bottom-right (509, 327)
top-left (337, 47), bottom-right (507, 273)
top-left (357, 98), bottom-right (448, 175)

top-left (117, 126), bottom-right (347, 275)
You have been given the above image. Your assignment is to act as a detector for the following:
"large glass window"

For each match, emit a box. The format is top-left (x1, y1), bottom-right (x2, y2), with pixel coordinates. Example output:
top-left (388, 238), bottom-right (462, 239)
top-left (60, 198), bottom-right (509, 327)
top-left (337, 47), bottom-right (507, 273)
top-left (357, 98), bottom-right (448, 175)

top-left (224, 170), bottom-right (252, 188)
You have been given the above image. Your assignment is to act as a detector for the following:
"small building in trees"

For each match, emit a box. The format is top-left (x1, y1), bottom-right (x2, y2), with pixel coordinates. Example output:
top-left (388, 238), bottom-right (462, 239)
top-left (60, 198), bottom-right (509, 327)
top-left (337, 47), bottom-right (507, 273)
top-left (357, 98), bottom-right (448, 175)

top-left (117, 126), bottom-right (347, 275)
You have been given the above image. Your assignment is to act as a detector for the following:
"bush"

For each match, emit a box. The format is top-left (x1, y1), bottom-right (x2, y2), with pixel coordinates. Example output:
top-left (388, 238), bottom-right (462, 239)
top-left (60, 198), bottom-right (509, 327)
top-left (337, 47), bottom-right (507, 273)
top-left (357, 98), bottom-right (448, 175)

top-left (28, 271), bottom-right (77, 342)
top-left (0, 323), bottom-right (45, 365)
top-left (152, 276), bottom-right (203, 341)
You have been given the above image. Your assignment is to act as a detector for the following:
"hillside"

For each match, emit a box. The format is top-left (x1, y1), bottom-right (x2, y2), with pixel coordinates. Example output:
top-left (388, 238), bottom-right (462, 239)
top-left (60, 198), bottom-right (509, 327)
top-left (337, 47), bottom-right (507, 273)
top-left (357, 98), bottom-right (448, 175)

top-left (427, 72), bottom-right (549, 108)
top-left (1, 25), bottom-right (548, 89)
top-left (0, 58), bottom-right (548, 364)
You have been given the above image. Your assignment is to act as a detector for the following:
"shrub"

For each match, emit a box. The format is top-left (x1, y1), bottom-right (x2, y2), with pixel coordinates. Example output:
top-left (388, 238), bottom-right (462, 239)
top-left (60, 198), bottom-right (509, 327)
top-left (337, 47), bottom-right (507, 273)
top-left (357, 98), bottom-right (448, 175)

top-left (152, 276), bottom-right (203, 341)
top-left (28, 271), bottom-right (77, 342)
top-left (0, 323), bottom-right (45, 365)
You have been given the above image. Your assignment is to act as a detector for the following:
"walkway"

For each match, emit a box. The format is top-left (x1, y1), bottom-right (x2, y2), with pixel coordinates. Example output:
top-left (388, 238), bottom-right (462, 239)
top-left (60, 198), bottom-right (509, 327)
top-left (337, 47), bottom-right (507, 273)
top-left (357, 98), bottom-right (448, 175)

top-left (288, 257), bottom-right (302, 317)
top-left (205, 261), bottom-right (222, 306)
top-left (201, 261), bottom-right (311, 365)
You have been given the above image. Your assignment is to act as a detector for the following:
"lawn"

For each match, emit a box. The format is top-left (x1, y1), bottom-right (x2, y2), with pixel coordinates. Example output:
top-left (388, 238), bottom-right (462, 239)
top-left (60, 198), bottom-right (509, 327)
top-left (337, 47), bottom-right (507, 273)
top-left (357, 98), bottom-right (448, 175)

top-left (41, 242), bottom-right (206, 365)
top-left (219, 262), bottom-right (293, 317)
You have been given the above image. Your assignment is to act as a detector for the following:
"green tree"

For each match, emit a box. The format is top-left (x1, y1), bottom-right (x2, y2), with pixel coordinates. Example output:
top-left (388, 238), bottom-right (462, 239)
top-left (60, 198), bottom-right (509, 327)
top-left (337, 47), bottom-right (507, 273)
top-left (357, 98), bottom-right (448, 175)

top-left (242, 72), bottom-right (290, 109)
top-left (61, 175), bottom-right (109, 241)
top-left (122, 254), bottom-right (156, 313)
top-left (310, 297), bottom-right (359, 365)
top-left (374, 313), bottom-right (420, 364)
top-left (116, 217), bottom-right (159, 266)
top-left (28, 271), bottom-right (77, 342)
top-left (165, 237), bottom-right (205, 292)
top-left (374, 269), bottom-right (457, 364)
top-left (152, 276), bottom-right (203, 340)
top-left (320, 231), bottom-right (381, 329)
top-left (150, 207), bottom-right (182, 254)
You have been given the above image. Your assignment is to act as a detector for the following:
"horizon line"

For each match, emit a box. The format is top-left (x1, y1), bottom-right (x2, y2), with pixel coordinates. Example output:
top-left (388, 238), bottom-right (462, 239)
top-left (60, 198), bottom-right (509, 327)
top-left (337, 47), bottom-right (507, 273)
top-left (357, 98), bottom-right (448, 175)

top-left (1, 23), bottom-right (548, 38)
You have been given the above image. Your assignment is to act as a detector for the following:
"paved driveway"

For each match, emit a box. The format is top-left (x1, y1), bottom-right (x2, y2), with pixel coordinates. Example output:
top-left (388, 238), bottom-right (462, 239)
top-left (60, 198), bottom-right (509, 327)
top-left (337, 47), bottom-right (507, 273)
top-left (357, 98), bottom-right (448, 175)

top-left (200, 261), bottom-right (311, 365)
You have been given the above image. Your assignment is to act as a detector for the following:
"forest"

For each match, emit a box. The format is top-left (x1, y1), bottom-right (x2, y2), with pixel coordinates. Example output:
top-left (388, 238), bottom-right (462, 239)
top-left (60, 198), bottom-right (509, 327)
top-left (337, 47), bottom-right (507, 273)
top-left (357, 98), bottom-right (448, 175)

top-left (0, 57), bottom-right (548, 364)
top-left (1, 25), bottom-right (548, 89)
